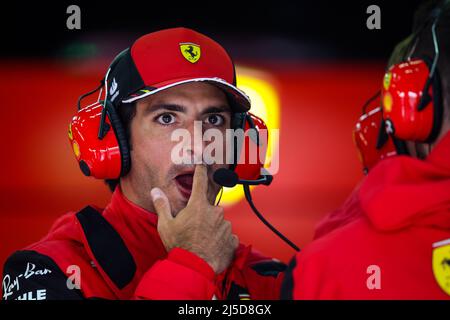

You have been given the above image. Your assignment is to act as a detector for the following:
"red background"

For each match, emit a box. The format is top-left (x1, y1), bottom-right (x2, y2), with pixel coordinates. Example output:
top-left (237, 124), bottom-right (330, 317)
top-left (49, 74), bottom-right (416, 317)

top-left (0, 59), bottom-right (385, 275)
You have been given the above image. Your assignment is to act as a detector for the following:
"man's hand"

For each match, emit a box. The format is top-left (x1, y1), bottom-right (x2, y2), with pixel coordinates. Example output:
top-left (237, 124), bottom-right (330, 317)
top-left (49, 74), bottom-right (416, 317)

top-left (151, 164), bottom-right (239, 274)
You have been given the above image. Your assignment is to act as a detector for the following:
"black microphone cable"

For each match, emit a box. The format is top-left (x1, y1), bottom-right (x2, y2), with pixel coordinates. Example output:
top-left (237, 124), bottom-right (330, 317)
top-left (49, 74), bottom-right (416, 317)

top-left (242, 184), bottom-right (300, 252)
top-left (213, 168), bottom-right (300, 252)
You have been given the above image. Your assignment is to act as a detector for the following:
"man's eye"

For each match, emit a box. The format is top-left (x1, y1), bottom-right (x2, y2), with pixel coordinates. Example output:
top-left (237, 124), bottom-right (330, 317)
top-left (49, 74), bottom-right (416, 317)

top-left (156, 113), bottom-right (175, 125)
top-left (205, 114), bottom-right (224, 126)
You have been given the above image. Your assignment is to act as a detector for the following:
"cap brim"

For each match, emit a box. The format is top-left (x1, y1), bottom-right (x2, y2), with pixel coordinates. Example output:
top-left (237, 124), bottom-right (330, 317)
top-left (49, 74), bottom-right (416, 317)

top-left (121, 77), bottom-right (251, 112)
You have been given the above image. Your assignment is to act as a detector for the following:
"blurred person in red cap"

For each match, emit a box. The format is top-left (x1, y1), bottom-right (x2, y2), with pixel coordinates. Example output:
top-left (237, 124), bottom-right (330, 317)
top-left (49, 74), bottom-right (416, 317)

top-left (2, 27), bottom-right (285, 300)
top-left (281, 0), bottom-right (450, 299)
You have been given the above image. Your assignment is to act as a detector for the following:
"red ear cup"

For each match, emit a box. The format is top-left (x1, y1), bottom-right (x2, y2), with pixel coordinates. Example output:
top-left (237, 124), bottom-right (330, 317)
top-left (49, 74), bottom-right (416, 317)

top-left (233, 113), bottom-right (268, 180)
top-left (381, 58), bottom-right (442, 142)
top-left (353, 106), bottom-right (397, 174)
top-left (68, 102), bottom-right (126, 179)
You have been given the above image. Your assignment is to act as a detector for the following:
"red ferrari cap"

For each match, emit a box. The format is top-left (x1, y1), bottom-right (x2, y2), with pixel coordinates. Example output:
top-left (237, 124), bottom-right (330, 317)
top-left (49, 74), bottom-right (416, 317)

top-left (105, 27), bottom-right (251, 112)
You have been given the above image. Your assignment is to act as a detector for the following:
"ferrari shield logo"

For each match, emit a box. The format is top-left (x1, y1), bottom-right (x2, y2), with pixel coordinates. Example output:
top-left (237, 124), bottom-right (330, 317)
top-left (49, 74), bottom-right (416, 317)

top-left (180, 43), bottom-right (201, 63)
top-left (68, 123), bottom-right (73, 140)
top-left (432, 238), bottom-right (450, 296)
top-left (383, 71), bottom-right (392, 90)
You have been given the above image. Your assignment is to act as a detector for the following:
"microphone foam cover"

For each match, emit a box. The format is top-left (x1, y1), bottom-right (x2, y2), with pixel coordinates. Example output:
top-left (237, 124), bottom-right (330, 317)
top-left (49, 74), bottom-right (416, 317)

top-left (213, 168), bottom-right (239, 188)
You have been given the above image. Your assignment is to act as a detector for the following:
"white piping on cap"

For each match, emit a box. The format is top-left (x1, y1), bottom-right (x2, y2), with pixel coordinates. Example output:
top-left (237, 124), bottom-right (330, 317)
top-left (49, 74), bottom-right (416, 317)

top-left (121, 77), bottom-right (251, 106)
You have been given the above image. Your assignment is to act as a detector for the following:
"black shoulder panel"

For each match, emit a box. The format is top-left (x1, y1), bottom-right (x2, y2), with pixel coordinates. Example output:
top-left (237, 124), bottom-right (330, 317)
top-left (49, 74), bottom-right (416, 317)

top-left (76, 206), bottom-right (136, 289)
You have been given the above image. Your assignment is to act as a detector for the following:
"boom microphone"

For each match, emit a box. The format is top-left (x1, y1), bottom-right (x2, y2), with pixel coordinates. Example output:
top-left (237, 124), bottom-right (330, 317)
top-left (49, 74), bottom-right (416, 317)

top-left (213, 168), bottom-right (273, 188)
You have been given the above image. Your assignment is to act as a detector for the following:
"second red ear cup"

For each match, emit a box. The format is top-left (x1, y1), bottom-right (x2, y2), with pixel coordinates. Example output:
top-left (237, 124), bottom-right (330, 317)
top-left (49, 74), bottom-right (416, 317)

top-left (353, 106), bottom-right (397, 174)
top-left (234, 113), bottom-right (268, 180)
top-left (68, 103), bottom-right (125, 179)
top-left (381, 57), bottom-right (443, 142)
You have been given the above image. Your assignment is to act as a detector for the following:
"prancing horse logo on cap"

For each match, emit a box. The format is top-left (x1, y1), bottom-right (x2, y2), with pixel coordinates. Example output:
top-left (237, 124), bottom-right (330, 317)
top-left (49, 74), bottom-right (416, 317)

top-left (180, 43), bottom-right (201, 63)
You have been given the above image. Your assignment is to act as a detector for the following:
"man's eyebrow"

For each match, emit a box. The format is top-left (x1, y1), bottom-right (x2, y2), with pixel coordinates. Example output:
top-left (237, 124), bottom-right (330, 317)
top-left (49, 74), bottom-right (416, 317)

top-left (201, 106), bottom-right (231, 115)
top-left (143, 104), bottom-right (186, 115)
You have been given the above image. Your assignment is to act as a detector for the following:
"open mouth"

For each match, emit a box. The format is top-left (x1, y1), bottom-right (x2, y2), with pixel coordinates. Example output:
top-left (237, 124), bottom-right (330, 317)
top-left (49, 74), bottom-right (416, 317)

top-left (175, 173), bottom-right (194, 199)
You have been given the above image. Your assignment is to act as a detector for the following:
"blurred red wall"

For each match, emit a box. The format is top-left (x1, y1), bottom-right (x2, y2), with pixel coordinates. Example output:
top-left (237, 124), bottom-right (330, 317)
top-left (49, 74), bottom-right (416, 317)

top-left (0, 59), bottom-right (385, 276)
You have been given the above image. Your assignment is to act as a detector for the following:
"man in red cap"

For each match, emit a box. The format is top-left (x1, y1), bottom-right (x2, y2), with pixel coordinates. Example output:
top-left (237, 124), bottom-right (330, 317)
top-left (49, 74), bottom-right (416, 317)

top-left (2, 27), bottom-right (285, 300)
top-left (281, 0), bottom-right (450, 299)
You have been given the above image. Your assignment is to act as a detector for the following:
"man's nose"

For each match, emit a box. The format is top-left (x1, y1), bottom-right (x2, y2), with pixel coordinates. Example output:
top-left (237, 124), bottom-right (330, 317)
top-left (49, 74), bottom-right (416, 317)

top-left (185, 120), bottom-right (206, 164)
